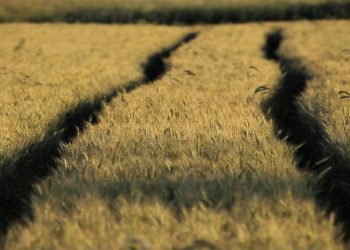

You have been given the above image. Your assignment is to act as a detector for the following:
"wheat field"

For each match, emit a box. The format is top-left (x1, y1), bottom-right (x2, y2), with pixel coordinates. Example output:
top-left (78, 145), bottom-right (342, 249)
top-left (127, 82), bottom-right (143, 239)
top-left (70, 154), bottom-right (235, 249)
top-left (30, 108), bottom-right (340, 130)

top-left (279, 21), bottom-right (350, 146)
top-left (1, 22), bottom-right (349, 249)
top-left (0, 24), bottom-right (191, 158)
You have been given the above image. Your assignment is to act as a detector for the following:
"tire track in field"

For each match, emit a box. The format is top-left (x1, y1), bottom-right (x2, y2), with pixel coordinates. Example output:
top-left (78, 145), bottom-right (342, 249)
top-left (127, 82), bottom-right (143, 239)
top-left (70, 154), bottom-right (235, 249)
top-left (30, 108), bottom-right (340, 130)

top-left (260, 29), bottom-right (350, 241)
top-left (0, 32), bottom-right (198, 237)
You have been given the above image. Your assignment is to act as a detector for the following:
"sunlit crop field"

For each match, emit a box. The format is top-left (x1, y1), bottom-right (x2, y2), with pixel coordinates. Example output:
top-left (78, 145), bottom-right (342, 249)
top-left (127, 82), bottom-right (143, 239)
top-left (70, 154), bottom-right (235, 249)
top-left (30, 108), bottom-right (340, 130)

top-left (2, 21), bottom-right (350, 249)
top-left (0, 24), bottom-right (191, 158)
top-left (279, 21), bottom-right (350, 146)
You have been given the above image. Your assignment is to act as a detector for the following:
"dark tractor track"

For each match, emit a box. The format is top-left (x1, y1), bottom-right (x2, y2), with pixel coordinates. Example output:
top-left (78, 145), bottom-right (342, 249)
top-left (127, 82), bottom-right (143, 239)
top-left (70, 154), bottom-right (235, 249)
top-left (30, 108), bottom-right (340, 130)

top-left (261, 29), bottom-right (350, 241)
top-left (0, 32), bottom-right (198, 239)
top-left (143, 32), bottom-right (197, 82)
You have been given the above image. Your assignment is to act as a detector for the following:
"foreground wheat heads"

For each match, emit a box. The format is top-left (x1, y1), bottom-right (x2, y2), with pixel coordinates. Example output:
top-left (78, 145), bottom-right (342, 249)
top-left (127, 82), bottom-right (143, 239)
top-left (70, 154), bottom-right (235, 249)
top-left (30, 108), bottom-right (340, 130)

top-left (275, 20), bottom-right (350, 243)
top-left (3, 23), bottom-right (345, 249)
top-left (0, 24), bottom-right (193, 245)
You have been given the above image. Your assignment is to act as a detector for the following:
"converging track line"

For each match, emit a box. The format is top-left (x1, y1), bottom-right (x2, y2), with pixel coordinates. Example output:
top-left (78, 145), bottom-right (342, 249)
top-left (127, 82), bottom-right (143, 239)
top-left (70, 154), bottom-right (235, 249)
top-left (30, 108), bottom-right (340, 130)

top-left (260, 29), bottom-right (350, 241)
top-left (0, 32), bottom-right (198, 238)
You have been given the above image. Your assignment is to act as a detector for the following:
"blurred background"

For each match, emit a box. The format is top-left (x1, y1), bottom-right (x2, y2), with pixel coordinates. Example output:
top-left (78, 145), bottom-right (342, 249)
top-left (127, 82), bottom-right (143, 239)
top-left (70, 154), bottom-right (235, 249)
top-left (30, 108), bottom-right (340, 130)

top-left (0, 0), bottom-right (349, 24)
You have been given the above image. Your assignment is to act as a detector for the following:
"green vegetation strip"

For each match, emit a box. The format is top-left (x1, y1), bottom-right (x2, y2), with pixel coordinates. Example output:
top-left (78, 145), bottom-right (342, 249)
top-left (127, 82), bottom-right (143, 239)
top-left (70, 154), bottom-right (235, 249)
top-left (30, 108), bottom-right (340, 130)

top-left (0, 0), bottom-right (350, 23)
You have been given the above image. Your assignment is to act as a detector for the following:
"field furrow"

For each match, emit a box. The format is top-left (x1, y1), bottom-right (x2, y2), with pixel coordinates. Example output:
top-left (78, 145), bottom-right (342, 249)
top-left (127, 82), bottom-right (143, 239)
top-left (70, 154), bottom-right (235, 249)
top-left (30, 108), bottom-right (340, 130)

top-left (261, 27), bottom-right (350, 241)
top-left (4, 24), bottom-right (343, 250)
top-left (0, 24), bottom-right (191, 158)
top-left (279, 21), bottom-right (350, 146)
top-left (0, 25), bottom-right (195, 238)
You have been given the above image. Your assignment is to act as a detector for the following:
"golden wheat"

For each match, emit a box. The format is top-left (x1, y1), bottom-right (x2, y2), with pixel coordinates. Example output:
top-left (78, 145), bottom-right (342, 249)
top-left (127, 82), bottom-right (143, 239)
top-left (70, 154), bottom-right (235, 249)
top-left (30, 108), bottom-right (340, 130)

top-left (4, 23), bottom-right (345, 249)
top-left (0, 24), bottom-right (191, 159)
